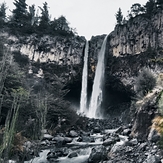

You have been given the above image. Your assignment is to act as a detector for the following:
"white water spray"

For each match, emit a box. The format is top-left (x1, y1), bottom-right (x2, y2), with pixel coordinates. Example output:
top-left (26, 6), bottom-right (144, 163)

top-left (87, 35), bottom-right (108, 118)
top-left (79, 41), bottom-right (89, 114)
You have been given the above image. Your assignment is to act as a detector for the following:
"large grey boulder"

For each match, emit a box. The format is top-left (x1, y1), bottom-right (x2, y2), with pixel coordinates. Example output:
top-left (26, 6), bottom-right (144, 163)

top-left (88, 145), bottom-right (107, 163)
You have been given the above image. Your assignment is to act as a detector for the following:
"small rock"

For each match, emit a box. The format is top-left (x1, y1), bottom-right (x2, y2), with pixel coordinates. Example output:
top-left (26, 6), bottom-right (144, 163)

top-left (148, 128), bottom-right (160, 143)
top-left (93, 127), bottom-right (101, 133)
top-left (68, 151), bottom-right (78, 158)
top-left (103, 138), bottom-right (114, 146)
top-left (130, 138), bottom-right (138, 145)
top-left (64, 137), bottom-right (73, 143)
top-left (42, 134), bottom-right (53, 140)
top-left (137, 142), bottom-right (147, 151)
top-left (40, 141), bottom-right (47, 146)
top-left (69, 130), bottom-right (78, 137)
top-left (123, 129), bottom-right (131, 136)
top-left (145, 154), bottom-right (161, 163)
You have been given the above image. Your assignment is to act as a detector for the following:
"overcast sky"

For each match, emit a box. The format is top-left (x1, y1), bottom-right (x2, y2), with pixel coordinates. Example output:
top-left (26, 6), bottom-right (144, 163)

top-left (4, 0), bottom-right (147, 39)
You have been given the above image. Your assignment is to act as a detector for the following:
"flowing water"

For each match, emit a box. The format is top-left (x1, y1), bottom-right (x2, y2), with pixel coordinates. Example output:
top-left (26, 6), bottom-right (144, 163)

top-left (79, 41), bottom-right (89, 115)
top-left (24, 133), bottom-right (104, 163)
top-left (87, 35), bottom-right (108, 118)
top-left (24, 149), bottom-right (50, 163)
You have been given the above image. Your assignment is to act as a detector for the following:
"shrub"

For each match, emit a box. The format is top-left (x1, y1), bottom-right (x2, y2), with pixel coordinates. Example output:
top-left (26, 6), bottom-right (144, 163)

top-left (134, 68), bottom-right (156, 97)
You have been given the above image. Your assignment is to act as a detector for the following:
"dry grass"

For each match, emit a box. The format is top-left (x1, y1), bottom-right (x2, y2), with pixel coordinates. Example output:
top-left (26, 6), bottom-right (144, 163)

top-left (12, 132), bottom-right (27, 153)
top-left (151, 116), bottom-right (163, 133)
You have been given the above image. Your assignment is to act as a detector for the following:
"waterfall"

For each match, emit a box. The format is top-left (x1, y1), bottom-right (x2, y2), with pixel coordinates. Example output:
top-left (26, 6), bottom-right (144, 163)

top-left (87, 35), bottom-right (108, 118)
top-left (79, 41), bottom-right (89, 114)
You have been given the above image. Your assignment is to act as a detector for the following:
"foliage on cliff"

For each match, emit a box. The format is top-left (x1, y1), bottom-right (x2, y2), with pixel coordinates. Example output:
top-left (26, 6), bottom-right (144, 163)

top-left (0, 1), bottom-right (76, 37)
top-left (116, 0), bottom-right (163, 25)
top-left (134, 68), bottom-right (156, 97)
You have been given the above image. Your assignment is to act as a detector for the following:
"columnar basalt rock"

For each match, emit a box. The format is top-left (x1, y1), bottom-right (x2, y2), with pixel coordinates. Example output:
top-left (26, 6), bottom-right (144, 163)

top-left (1, 32), bottom-right (86, 84)
top-left (109, 10), bottom-right (163, 57)
top-left (88, 10), bottom-right (163, 98)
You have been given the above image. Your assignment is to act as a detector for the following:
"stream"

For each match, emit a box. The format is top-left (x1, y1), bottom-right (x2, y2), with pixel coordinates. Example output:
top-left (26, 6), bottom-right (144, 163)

top-left (9, 118), bottom-right (163, 163)
top-left (24, 132), bottom-right (107, 163)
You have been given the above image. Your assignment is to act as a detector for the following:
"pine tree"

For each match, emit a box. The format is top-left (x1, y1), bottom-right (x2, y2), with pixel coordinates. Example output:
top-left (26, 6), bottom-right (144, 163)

top-left (144, 0), bottom-right (156, 17)
top-left (115, 8), bottom-right (123, 25)
top-left (39, 2), bottom-right (50, 31)
top-left (12, 0), bottom-right (28, 26)
top-left (0, 3), bottom-right (7, 26)
top-left (54, 16), bottom-right (69, 31)
top-left (28, 4), bottom-right (37, 26)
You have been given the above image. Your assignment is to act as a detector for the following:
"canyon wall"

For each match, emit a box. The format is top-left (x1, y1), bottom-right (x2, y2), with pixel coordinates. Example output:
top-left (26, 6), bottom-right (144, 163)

top-left (88, 9), bottom-right (163, 94)
top-left (0, 32), bottom-right (86, 84)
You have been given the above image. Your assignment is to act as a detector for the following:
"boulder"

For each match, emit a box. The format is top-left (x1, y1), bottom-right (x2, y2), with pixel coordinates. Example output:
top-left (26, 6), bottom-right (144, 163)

top-left (144, 154), bottom-right (161, 163)
top-left (93, 126), bottom-right (101, 133)
top-left (64, 137), bottom-right (73, 143)
top-left (103, 138), bottom-right (115, 146)
top-left (137, 142), bottom-right (148, 151)
top-left (68, 151), bottom-right (78, 158)
top-left (77, 135), bottom-right (95, 143)
top-left (88, 145), bottom-right (107, 163)
top-left (123, 128), bottom-right (131, 136)
top-left (129, 138), bottom-right (138, 145)
top-left (47, 147), bottom-right (69, 160)
top-left (52, 136), bottom-right (65, 147)
top-left (69, 130), bottom-right (78, 137)
top-left (148, 128), bottom-right (160, 143)
top-left (42, 134), bottom-right (53, 140)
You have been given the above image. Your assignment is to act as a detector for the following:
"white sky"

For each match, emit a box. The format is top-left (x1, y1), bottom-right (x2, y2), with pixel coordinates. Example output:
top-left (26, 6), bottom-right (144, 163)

top-left (4, 0), bottom-right (147, 39)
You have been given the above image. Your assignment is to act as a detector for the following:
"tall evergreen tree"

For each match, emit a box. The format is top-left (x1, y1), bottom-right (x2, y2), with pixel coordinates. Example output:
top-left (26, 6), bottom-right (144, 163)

top-left (144, 0), bottom-right (156, 17)
top-left (12, 0), bottom-right (28, 26)
top-left (0, 2), bottom-right (7, 26)
top-left (28, 4), bottom-right (37, 26)
top-left (54, 16), bottom-right (69, 31)
top-left (115, 8), bottom-right (123, 25)
top-left (39, 2), bottom-right (50, 31)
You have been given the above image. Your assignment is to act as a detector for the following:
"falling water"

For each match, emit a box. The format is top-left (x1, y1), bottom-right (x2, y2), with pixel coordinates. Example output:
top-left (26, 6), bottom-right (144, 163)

top-left (79, 41), bottom-right (89, 114)
top-left (87, 35), bottom-right (108, 118)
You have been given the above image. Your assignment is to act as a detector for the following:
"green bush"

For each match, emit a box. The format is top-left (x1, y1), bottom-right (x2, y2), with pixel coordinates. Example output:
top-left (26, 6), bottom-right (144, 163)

top-left (134, 68), bottom-right (156, 97)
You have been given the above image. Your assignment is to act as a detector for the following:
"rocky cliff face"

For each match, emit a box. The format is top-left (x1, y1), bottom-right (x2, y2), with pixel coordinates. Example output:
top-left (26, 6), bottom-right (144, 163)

top-left (86, 9), bottom-right (163, 129)
top-left (0, 31), bottom-right (86, 84)
top-left (88, 9), bottom-right (163, 94)
top-left (110, 10), bottom-right (163, 57)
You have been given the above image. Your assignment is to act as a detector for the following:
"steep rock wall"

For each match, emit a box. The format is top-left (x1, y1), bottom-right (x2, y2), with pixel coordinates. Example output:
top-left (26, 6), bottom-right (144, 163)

top-left (110, 10), bottom-right (163, 57)
top-left (87, 9), bottom-right (163, 119)
top-left (88, 9), bottom-right (163, 94)
top-left (0, 32), bottom-right (86, 83)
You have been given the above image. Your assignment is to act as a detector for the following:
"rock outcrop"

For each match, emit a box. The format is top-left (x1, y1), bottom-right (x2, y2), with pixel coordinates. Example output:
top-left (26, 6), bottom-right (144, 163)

top-left (0, 31), bottom-right (86, 85)
top-left (88, 9), bottom-right (163, 90)
top-left (110, 10), bottom-right (163, 57)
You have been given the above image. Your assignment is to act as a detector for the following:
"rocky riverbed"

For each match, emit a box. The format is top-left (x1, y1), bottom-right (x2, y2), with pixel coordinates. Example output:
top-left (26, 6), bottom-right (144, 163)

top-left (21, 117), bottom-right (163, 163)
